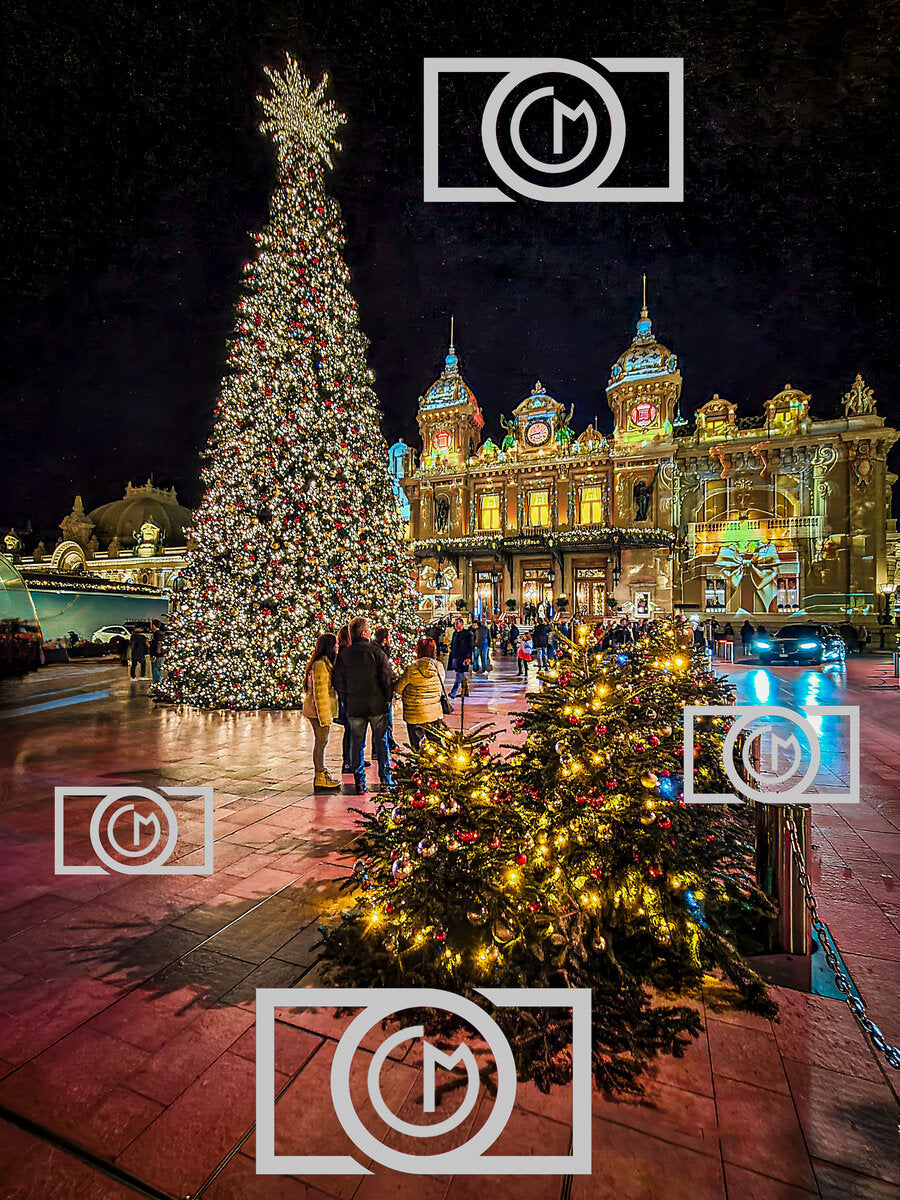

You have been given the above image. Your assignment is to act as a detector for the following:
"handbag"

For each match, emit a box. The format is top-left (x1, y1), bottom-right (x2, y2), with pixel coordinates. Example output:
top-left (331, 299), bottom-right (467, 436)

top-left (438, 665), bottom-right (453, 714)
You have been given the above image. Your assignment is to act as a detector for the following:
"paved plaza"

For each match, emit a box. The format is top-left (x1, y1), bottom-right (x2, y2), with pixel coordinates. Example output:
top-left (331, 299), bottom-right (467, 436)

top-left (0, 654), bottom-right (898, 1199)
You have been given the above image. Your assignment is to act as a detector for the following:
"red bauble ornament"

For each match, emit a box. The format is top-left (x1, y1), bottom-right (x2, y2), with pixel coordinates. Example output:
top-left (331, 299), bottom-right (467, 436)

top-left (488, 835), bottom-right (501, 850)
top-left (575, 795), bottom-right (589, 805)
top-left (434, 928), bottom-right (447, 944)
top-left (648, 864), bottom-right (663, 879)
top-left (514, 852), bottom-right (527, 866)
top-left (590, 866), bottom-right (603, 879)
top-left (411, 797), bottom-right (426, 809)
top-left (384, 902), bottom-right (395, 914)
top-left (605, 778), bottom-right (618, 790)
top-left (648, 735), bottom-right (660, 746)
top-left (595, 723), bottom-right (607, 735)
top-left (635, 743), bottom-right (646, 753)
top-left (657, 816), bottom-right (672, 830)
top-left (567, 716), bottom-right (578, 726)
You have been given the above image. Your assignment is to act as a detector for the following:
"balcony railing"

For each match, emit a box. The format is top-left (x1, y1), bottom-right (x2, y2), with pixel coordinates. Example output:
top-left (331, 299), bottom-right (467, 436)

top-left (685, 515), bottom-right (823, 554)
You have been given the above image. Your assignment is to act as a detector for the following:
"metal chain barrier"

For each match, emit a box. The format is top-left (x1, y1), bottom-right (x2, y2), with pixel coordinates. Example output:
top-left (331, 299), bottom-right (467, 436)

top-left (784, 808), bottom-right (900, 1069)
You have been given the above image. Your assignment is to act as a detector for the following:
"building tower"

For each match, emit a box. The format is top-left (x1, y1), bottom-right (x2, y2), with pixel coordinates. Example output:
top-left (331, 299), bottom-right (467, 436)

top-left (606, 278), bottom-right (682, 451)
top-left (415, 321), bottom-right (484, 470)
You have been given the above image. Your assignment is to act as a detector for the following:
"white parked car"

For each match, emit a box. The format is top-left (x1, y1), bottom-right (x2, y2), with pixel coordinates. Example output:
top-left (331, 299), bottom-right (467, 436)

top-left (92, 625), bottom-right (132, 644)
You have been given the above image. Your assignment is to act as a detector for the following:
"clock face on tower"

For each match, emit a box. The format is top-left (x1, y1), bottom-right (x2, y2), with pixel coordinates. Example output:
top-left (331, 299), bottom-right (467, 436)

top-left (525, 418), bottom-right (551, 446)
top-left (629, 402), bottom-right (658, 428)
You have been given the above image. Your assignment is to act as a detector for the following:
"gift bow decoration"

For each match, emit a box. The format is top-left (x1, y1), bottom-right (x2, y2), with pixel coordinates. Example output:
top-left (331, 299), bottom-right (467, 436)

top-left (713, 541), bottom-right (783, 610)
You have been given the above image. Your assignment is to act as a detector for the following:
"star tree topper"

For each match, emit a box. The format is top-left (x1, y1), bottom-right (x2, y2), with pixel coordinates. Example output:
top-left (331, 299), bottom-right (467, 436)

top-left (258, 56), bottom-right (344, 167)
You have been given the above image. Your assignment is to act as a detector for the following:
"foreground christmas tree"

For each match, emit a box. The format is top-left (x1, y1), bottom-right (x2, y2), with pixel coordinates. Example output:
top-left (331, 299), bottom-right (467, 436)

top-left (158, 59), bottom-right (417, 708)
top-left (321, 625), bottom-right (775, 1095)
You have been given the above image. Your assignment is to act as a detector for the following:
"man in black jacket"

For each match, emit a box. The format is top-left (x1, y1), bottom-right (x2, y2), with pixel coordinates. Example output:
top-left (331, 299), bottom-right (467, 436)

top-left (531, 618), bottom-right (551, 667)
top-left (447, 617), bottom-right (474, 698)
top-left (129, 626), bottom-right (150, 679)
top-left (332, 617), bottom-right (394, 794)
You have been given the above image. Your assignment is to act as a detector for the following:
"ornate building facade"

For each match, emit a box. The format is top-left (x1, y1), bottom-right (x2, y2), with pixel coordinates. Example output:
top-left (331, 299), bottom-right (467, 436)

top-left (11, 481), bottom-right (190, 592)
top-left (402, 302), bottom-right (899, 625)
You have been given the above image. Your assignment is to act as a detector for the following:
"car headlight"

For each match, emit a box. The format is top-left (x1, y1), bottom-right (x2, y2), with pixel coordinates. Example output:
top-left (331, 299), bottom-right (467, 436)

top-left (753, 639), bottom-right (772, 648)
top-left (798, 640), bottom-right (819, 650)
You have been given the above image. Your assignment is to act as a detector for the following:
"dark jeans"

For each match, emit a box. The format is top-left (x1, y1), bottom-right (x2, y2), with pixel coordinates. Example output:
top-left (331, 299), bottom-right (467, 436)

top-left (348, 713), bottom-right (390, 782)
top-left (130, 654), bottom-right (146, 679)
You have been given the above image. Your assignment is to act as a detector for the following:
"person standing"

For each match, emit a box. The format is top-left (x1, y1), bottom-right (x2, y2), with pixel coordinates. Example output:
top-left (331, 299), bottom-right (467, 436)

top-left (335, 624), bottom-right (354, 773)
top-left (447, 617), bottom-right (474, 698)
top-left (332, 617), bottom-right (394, 794)
top-left (129, 626), bottom-right (150, 679)
top-left (149, 619), bottom-right (167, 684)
top-left (374, 626), bottom-right (399, 750)
top-left (395, 637), bottom-right (447, 749)
top-left (531, 617), bottom-right (550, 667)
top-left (302, 633), bottom-right (340, 790)
top-left (516, 630), bottom-right (533, 680)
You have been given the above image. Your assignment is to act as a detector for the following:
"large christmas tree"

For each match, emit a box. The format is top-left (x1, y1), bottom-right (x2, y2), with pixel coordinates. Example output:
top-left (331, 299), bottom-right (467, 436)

top-left (321, 625), bottom-right (775, 1095)
top-left (158, 59), bottom-right (418, 708)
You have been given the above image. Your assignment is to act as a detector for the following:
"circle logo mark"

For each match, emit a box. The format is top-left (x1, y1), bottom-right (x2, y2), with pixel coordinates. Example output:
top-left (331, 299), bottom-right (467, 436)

top-left (480, 59), bottom-right (626, 201)
top-left (88, 789), bottom-right (179, 873)
top-left (722, 707), bottom-right (821, 803)
top-left (329, 989), bottom-right (517, 1173)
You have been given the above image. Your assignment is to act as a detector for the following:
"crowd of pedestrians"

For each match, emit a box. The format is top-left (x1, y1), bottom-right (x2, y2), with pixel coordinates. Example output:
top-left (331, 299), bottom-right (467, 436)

top-left (302, 608), bottom-right (672, 792)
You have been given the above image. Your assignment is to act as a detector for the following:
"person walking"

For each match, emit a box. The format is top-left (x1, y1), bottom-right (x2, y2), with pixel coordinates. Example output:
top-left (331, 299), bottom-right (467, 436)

top-left (129, 626), bottom-right (150, 679)
top-left (395, 637), bottom-right (448, 750)
top-left (447, 617), bottom-right (474, 698)
top-left (473, 619), bottom-right (492, 674)
top-left (332, 617), bottom-right (394, 794)
top-left (531, 617), bottom-right (550, 667)
top-left (302, 633), bottom-right (340, 790)
top-left (516, 631), bottom-right (533, 680)
top-left (148, 619), bottom-right (167, 684)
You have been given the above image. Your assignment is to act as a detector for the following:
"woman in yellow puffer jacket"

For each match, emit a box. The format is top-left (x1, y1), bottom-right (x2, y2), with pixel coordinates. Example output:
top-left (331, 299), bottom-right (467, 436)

top-left (394, 637), bottom-right (448, 750)
top-left (302, 633), bottom-right (340, 790)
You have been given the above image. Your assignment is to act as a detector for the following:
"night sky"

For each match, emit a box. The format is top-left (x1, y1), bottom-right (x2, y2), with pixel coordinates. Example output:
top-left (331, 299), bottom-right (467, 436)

top-left (2, 0), bottom-right (899, 536)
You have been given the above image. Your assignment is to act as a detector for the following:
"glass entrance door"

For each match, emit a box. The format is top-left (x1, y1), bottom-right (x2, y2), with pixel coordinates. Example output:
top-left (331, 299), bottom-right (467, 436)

top-left (522, 567), bottom-right (553, 614)
top-left (575, 568), bottom-right (606, 619)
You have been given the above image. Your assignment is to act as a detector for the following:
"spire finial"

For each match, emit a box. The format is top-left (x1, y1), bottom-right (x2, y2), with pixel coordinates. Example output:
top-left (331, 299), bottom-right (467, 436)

top-left (444, 315), bottom-right (459, 374)
top-left (641, 272), bottom-right (648, 318)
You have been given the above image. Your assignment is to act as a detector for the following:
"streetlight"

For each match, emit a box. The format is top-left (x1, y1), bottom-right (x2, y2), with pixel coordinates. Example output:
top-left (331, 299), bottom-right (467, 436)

top-left (880, 582), bottom-right (895, 623)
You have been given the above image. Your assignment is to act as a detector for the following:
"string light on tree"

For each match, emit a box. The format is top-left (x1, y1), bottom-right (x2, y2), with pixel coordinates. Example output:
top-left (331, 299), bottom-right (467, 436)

top-left (158, 57), bottom-right (418, 708)
top-left (322, 623), bottom-right (776, 1095)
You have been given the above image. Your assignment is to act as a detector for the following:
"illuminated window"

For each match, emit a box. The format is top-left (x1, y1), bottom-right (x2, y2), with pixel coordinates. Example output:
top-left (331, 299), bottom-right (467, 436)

top-left (704, 577), bottom-right (726, 610)
top-left (479, 493), bottom-right (501, 531)
top-left (579, 485), bottom-right (603, 524)
top-left (527, 489), bottom-right (550, 527)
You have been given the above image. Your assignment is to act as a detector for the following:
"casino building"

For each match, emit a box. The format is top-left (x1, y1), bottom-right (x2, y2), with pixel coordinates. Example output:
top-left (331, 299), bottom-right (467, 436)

top-left (399, 297), bottom-right (900, 626)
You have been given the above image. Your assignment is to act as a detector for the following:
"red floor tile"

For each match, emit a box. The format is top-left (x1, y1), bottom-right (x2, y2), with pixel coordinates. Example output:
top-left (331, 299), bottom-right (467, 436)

top-left (572, 1118), bottom-right (727, 1200)
top-left (783, 1059), bottom-right (900, 1185)
top-left (715, 1076), bottom-right (817, 1191)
